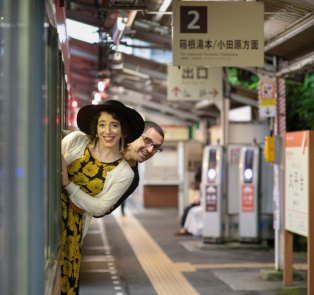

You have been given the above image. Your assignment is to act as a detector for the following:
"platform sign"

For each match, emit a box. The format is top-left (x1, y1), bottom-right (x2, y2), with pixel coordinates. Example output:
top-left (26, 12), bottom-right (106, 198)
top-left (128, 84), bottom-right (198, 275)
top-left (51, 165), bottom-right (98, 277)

top-left (168, 63), bottom-right (222, 101)
top-left (241, 185), bottom-right (254, 213)
top-left (283, 131), bottom-right (314, 292)
top-left (172, 1), bottom-right (264, 67)
top-left (258, 80), bottom-right (277, 118)
top-left (285, 131), bottom-right (309, 237)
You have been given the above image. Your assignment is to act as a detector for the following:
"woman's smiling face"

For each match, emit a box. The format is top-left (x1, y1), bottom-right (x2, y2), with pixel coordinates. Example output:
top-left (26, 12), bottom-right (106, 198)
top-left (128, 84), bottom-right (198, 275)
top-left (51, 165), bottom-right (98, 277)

top-left (97, 111), bottom-right (122, 150)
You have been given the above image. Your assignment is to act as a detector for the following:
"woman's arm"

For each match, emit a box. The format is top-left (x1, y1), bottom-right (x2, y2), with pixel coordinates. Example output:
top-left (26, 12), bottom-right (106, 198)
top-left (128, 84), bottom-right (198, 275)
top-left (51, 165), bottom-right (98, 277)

top-left (65, 174), bottom-right (133, 216)
top-left (61, 155), bottom-right (115, 215)
top-left (62, 154), bottom-right (133, 216)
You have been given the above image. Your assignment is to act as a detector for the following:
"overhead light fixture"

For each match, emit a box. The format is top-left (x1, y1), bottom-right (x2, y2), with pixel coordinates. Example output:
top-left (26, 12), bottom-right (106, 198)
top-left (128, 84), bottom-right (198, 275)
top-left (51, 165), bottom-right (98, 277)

top-left (117, 16), bottom-right (128, 31)
top-left (158, 0), bottom-right (172, 13)
top-left (94, 93), bottom-right (101, 102)
top-left (154, 0), bottom-right (172, 22)
top-left (122, 68), bottom-right (150, 79)
top-left (98, 81), bottom-right (105, 91)
top-left (71, 100), bottom-right (78, 108)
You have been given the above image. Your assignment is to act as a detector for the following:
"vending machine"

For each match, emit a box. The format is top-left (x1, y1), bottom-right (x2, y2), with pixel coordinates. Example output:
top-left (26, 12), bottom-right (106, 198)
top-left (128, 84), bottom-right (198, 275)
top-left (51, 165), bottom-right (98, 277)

top-left (238, 146), bottom-right (261, 242)
top-left (201, 146), bottom-right (224, 243)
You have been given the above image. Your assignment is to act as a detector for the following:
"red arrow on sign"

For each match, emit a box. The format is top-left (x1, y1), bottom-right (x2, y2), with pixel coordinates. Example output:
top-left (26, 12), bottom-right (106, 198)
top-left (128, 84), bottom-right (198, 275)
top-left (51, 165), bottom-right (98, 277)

top-left (208, 88), bottom-right (218, 98)
top-left (172, 87), bottom-right (181, 97)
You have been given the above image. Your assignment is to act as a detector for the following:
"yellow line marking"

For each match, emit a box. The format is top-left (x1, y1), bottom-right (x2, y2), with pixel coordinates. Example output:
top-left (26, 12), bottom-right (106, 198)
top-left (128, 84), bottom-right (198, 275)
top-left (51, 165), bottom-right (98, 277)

top-left (113, 210), bottom-right (200, 295)
top-left (172, 262), bottom-right (197, 272)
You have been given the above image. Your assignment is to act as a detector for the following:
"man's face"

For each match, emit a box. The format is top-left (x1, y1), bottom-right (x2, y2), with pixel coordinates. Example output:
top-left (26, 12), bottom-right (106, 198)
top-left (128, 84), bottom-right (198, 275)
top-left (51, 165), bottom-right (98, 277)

top-left (129, 128), bottom-right (164, 163)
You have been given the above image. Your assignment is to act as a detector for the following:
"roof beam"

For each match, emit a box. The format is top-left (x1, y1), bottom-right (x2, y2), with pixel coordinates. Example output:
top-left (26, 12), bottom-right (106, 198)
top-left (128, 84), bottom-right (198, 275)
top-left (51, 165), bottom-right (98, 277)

top-left (123, 62), bottom-right (167, 80)
top-left (276, 50), bottom-right (314, 77)
top-left (71, 71), bottom-right (98, 83)
top-left (70, 46), bottom-right (98, 61)
top-left (109, 91), bottom-right (200, 122)
top-left (265, 13), bottom-right (314, 52)
top-left (73, 92), bottom-right (91, 102)
top-left (133, 29), bottom-right (172, 48)
top-left (110, 78), bottom-right (167, 101)
top-left (153, 0), bottom-right (172, 22)
top-left (66, 9), bottom-right (104, 27)
top-left (230, 93), bottom-right (258, 108)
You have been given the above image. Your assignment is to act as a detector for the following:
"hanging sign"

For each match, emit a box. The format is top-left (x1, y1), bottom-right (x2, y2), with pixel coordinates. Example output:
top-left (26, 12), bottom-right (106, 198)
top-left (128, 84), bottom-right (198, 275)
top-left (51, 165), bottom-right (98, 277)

top-left (168, 62), bottom-right (222, 101)
top-left (258, 80), bottom-right (277, 118)
top-left (161, 125), bottom-right (189, 141)
top-left (172, 1), bottom-right (264, 67)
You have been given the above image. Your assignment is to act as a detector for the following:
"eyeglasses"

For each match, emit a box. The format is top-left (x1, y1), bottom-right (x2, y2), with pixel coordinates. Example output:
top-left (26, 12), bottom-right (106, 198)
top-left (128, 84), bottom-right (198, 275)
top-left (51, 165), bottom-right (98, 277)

top-left (141, 135), bottom-right (163, 153)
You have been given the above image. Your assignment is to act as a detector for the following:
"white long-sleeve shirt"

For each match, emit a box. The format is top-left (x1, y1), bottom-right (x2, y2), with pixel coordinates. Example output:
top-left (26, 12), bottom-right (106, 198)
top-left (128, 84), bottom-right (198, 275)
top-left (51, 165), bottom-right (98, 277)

top-left (62, 131), bottom-right (134, 240)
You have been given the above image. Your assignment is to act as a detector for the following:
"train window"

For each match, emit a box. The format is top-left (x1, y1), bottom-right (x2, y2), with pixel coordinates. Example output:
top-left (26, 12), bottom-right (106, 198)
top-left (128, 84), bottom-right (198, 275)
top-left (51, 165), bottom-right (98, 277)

top-left (44, 25), bottom-right (62, 270)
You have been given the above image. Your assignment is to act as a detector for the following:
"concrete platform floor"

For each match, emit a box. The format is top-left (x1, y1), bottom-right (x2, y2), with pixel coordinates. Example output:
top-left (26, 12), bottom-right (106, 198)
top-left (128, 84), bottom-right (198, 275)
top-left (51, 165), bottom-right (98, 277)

top-left (79, 199), bottom-right (308, 295)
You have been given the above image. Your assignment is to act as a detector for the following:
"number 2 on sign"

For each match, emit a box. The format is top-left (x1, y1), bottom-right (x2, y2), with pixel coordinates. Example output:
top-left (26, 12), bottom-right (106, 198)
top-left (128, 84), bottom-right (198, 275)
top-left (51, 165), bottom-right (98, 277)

top-left (187, 11), bottom-right (200, 29)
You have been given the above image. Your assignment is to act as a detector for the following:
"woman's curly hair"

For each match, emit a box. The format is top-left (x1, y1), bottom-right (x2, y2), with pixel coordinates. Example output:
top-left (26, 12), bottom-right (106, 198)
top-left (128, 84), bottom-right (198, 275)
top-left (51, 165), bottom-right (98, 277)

top-left (88, 110), bottom-right (133, 151)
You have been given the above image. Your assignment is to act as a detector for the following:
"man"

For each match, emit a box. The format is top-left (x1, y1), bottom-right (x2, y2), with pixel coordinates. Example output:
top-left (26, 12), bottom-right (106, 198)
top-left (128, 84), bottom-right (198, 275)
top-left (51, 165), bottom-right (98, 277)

top-left (101, 121), bottom-right (164, 216)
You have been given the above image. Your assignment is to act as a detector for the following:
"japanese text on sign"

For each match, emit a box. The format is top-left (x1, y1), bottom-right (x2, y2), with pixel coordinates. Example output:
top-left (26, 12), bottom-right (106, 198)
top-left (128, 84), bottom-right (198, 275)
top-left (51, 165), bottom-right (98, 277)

top-left (173, 1), bottom-right (264, 67)
top-left (179, 39), bottom-right (259, 50)
top-left (168, 63), bottom-right (222, 101)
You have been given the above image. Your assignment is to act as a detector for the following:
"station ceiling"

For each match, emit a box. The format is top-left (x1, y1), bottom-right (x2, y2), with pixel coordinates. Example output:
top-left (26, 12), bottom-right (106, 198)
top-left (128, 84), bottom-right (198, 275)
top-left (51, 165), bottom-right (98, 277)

top-left (64, 0), bottom-right (314, 124)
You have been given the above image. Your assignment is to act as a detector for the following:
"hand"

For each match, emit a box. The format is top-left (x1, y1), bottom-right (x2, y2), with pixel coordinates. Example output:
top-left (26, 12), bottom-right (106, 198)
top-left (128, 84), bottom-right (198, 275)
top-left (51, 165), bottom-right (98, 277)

top-left (61, 154), bottom-right (71, 187)
top-left (102, 202), bottom-right (117, 216)
top-left (106, 205), bottom-right (115, 213)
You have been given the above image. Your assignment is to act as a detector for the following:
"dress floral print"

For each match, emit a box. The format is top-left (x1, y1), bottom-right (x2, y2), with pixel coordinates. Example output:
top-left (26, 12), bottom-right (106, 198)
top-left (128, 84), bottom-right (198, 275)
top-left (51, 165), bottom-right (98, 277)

top-left (61, 144), bottom-right (122, 295)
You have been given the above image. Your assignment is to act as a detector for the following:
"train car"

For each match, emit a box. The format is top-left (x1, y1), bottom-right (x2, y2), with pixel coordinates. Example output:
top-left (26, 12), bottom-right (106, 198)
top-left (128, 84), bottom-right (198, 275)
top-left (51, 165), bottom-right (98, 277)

top-left (0, 0), bottom-right (72, 294)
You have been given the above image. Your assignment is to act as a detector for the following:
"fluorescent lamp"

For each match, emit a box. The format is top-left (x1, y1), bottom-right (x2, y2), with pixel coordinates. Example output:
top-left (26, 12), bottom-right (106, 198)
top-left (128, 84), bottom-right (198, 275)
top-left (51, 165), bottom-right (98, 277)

top-left (117, 17), bottom-right (128, 31)
top-left (98, 81), bottom-right (105, 91)
top-left (94, 93), bottom-right (101, 102)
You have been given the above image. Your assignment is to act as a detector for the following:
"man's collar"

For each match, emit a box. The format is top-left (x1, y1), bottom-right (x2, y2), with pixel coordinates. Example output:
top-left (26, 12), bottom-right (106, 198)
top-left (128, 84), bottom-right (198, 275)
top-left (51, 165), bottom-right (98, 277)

top-left (125, 158), bottom-right (137, 167)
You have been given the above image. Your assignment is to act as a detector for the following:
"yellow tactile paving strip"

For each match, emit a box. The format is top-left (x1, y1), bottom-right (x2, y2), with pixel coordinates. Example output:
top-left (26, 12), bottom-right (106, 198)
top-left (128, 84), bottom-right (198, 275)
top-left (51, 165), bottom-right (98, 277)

top-left (114, 212), bottom-right (200, 295)
top-left (113, 211), bottom-right (308, 294)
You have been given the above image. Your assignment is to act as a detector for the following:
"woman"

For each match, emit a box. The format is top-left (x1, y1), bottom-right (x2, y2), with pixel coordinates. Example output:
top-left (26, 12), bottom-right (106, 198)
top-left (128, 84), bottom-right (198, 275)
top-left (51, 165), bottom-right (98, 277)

top-left (60, 100), bottom-right (144, 295)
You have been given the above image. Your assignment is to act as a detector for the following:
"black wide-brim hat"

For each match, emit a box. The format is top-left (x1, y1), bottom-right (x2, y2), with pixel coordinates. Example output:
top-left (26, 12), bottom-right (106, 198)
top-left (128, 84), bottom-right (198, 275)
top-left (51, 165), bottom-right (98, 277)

top-left (77, 100), bottom-right (144, 141)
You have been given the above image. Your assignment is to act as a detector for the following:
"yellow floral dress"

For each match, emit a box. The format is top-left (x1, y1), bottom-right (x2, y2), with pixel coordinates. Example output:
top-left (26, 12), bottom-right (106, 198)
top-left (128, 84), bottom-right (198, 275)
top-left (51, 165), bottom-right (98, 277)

top-left (61, 144), bottom-right (122, 295)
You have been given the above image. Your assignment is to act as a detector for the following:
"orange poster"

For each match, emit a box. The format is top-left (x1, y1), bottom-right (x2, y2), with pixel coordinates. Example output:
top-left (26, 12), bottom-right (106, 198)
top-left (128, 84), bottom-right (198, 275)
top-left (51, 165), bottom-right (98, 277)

top-left (242, 185), bottom-right (254, 212)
